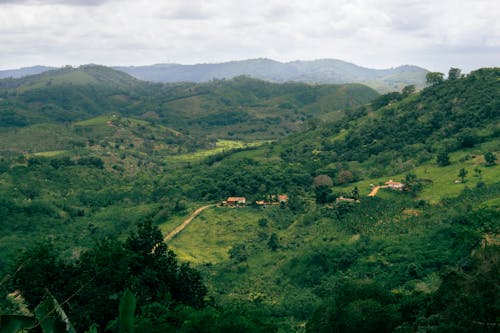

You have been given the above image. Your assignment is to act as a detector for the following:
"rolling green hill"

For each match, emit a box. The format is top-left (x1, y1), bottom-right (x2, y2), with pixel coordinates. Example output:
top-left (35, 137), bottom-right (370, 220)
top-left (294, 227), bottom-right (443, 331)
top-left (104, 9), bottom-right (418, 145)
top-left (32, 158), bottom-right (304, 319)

top-left (0, 67), bottom-right (498, 332)
top-left (116, 58), bottom-right (428, 93)
top-left (0, 66), bottom-right (378, 141)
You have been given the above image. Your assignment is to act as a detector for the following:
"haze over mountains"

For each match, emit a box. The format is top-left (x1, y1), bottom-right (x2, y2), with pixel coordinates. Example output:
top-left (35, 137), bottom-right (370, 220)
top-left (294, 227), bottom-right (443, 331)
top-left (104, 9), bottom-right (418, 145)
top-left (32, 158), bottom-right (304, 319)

top-left (0, 58), bottom-right (428, 93)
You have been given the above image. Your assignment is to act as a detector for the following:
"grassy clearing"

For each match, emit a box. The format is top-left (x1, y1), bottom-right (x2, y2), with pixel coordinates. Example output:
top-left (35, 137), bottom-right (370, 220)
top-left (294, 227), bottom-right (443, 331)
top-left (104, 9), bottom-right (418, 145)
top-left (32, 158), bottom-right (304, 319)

top-left (0, 124), bottom-right (81, 152)
top-left (170, 139), bottom-right (269, 163)
top-left (32, 150), bottom-right (67, 157)
top-left (74, 115), bottom-right (115, 126)
top-left (166, 207), bottom-right (259, 264)
top-left (16, 71), bottom-right (95, 93)
top-left (338, 146), bottom-right (500, 203)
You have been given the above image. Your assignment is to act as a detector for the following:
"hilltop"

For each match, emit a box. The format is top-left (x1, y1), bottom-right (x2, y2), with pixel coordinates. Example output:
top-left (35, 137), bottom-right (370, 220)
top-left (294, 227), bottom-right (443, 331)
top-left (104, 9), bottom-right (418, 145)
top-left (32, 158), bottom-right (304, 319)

top-left (0, 58), bottom-right (428, 93)
top-left (117, 58), bottom-right (428, 93)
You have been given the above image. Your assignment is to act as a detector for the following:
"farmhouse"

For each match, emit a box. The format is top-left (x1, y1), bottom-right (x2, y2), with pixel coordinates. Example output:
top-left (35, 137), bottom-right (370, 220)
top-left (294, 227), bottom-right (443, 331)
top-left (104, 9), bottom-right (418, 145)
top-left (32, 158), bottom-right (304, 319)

top-left (256, 194), bottom-right (289, 206)
top-left (278, 195), bottom-right (289, 203)
top-left (226, 197), bottom-right (246, 206)
top-left (385, 180), bottom-right (404, 190)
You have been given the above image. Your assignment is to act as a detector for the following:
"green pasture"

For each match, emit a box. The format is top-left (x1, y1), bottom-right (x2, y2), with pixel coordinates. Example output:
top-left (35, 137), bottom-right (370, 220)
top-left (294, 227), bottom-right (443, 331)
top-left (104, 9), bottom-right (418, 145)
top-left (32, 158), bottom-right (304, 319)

top-left (170, 139), bottom-right (269, 163)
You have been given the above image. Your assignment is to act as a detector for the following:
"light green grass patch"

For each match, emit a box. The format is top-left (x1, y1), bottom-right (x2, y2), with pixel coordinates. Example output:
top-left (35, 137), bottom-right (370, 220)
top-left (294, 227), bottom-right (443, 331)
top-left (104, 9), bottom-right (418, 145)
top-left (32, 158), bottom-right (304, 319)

top-left (170, 139), bottom-right (269, 163)
top-left (166, 207), bottom-right (266, 264)
top-left (74, 115), bottom-right (114, 126)
top-left (32, 150), bottom-right (67, 157)
top-left (337, 146), bottom-right (500, 203)
top-left (17, 71), bottom-right (95, 93)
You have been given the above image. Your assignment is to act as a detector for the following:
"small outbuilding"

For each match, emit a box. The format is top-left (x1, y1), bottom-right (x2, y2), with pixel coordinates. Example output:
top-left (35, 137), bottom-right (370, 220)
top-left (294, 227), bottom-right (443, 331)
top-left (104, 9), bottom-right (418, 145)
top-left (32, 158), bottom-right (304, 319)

top-left (336, 196), bottom-right (358, 203)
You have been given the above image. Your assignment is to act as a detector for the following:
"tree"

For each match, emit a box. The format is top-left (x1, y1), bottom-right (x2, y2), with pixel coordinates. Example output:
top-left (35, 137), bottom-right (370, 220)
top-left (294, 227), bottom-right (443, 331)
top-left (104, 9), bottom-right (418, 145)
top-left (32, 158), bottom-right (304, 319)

top-left (351, 186), bottom-right (360, 200)
top-left (268, 233), bottom-right (279, 251)
top-left (229, 244), bottom-right (249, 262)
top-left (402, 85), bottom-right (416, 96)
top-left (436, 151), bottom-right (450, 167)
top-left (403, 173), bottom-right (422, 193)
top-left (11, 221), bottom-right (208, 331)
top-left (484, 152), bottom-right (496, 166)
top-left (315, 185), bottom-right (331, 204)
top-left (473, 167), bottom-right (482, 178)
top-left (448, 67), bottom-right (462, 80)
top-left (426, 72), bottom-right (444, 85)
top-left (458, 168), bottom-right (468, 182)
top-left (313, 174), bottom-right (333, 188)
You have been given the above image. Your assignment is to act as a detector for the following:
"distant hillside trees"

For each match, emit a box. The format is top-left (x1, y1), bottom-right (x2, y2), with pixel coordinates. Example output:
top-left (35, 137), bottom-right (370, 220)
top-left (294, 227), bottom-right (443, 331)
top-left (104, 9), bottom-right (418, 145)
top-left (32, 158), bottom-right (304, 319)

top-left (448, 67), bottom-right (462, 80)
top-left (426, 72), bottom-right (444, 85)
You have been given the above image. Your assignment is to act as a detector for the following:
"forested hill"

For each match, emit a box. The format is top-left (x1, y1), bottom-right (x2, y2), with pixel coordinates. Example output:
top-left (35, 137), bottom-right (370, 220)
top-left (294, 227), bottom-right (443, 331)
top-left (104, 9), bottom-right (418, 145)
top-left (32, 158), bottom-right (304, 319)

top-left (116, 58), bottom-right (428, 92)
top-left (0, 58), bottom-right (428, 93)
top-left (0, 66), bottom-right (378, 140)
top-left (273, 67), bottom-right (500, 176)
top-left (0, 64), bottom-right (140, 91)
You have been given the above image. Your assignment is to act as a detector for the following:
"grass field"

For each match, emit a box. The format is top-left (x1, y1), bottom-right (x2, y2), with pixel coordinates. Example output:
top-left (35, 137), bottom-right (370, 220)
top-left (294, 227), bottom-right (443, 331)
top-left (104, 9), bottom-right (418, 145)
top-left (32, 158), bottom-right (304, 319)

top-left (170, 139), bottom-right (270, 163)
top-left (74, 115), bottom-right (114, 126)
top-left (32, 150), bottom-right (67, 157)
top-left (166, 207), bottom-right (262, 263)
top-left (339, 146), bottom-right (500, 203)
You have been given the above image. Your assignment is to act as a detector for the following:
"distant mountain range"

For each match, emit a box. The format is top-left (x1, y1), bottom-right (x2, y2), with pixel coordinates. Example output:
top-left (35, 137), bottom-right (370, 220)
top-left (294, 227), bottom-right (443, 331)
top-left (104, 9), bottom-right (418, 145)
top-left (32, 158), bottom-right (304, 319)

top-left (0, 65), bottom-right (54, 79)
top-left (0, 59), bottom-right (428, 92)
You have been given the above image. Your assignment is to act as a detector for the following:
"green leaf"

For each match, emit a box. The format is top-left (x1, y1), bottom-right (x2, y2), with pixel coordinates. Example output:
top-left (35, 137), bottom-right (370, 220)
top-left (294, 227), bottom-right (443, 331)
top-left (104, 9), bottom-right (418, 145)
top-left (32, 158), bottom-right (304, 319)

top-left (0, 315), bottom-right (36, 333)
top-left (34, 290), bottom-right (76, 333)
top-left (118, 290), bottom-right (136, 333)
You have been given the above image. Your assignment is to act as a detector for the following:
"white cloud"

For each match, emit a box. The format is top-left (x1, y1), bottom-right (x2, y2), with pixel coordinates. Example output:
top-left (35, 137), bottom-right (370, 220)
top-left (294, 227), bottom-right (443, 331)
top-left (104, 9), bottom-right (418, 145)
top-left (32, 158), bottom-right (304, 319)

top-left (0, 0), bottom-right (498, 71)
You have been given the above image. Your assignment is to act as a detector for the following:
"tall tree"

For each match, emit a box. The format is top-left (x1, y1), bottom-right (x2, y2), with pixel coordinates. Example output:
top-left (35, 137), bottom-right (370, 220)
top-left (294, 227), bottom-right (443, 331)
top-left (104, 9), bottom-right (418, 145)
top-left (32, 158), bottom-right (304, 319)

top-left (448, 67), bottom-right (462, 80)
top-left (484, 152), bottom-right (497, 166)
top-left (436, 151), bottom-right (450, 167)
top-left (402, 84), bottom-right (416, 96)
top-left (426, 72), bottom-right (444, 85)
top-left (458, 168), bottom-right (468, 182)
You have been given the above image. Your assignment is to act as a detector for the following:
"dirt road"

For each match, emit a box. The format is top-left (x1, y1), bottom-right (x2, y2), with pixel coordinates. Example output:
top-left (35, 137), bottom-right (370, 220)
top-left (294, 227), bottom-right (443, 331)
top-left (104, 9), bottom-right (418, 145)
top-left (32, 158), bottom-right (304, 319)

top-left (163, 204), bottom-right (214, 242)
top-left (368, 185), bottom-right (387, 197)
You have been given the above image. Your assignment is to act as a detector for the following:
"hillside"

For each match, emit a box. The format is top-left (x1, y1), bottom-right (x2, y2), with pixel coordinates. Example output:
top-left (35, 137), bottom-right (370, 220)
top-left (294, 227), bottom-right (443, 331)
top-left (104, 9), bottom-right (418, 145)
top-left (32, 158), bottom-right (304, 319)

top-left (0, 67), bottom-right (498, 332)
top-left (0, 67), bottom-right (378, 141)
top-left (116, 58), bottom-right (428, 93)
top-left (157, 68), bottom-right (499, 330)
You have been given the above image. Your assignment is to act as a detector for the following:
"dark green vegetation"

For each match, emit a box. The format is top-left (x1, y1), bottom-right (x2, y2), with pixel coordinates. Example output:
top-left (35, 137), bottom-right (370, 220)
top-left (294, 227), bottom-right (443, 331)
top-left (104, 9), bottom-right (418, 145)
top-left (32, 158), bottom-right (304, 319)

top-left (0, 66), bottom-right (499, 332)
top-left (0, 65), bottom-right (377, 142)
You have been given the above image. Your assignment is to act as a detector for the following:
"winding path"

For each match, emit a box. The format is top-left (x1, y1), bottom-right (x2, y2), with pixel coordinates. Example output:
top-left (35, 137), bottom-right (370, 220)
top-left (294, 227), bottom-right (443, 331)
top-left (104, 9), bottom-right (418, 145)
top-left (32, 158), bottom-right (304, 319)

top-left (368, 185), bottom-right (387, 197)
top-left (163, 204), bottom-right (215, 242)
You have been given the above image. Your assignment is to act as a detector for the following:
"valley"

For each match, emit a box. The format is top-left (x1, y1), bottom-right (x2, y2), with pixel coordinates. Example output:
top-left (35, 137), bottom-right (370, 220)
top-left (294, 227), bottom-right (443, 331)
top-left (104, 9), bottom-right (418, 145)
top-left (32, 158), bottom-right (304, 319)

top-left (0, 65), bottom-right (498, 332)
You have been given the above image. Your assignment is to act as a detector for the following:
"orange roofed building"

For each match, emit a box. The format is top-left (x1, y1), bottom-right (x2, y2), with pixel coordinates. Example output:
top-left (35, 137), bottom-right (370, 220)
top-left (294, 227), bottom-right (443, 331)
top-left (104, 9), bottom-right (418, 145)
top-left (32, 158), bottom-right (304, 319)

top-left (226, 197), bottom-right (246, 206)
top-left (385, 180), bottom-right (404, 190)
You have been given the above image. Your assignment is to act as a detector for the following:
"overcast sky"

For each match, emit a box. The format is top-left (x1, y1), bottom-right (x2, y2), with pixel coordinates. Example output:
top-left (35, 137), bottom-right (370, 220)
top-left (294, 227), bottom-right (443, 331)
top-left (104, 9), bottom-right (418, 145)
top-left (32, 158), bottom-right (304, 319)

top-left (0, 0), bottom-right (499, 72)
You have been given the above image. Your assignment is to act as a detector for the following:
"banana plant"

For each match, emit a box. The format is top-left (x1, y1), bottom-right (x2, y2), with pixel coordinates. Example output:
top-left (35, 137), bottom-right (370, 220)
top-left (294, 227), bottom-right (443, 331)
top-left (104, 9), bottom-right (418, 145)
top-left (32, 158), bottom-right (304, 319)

top-left (0, 289), bottom-right (75, 333)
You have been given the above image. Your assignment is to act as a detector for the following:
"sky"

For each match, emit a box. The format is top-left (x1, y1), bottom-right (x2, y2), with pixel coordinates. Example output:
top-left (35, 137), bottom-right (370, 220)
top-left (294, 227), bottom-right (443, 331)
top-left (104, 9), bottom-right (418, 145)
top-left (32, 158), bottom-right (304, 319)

top-left (0, 0), bottom-right (499, 72)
